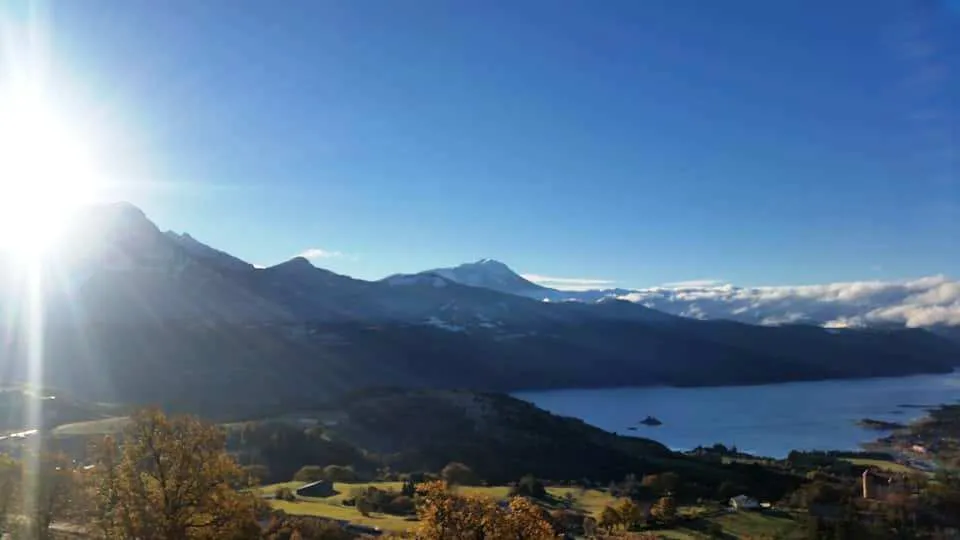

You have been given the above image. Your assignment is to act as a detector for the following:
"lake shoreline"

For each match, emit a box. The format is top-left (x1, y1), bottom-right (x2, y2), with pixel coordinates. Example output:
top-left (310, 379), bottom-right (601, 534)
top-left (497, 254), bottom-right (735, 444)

top-left (511, 367), bottom-right (960, 396)
top-left (516, 370), bottom-right (960, 459)
top-left (860, 404), bottom-right (960, 470)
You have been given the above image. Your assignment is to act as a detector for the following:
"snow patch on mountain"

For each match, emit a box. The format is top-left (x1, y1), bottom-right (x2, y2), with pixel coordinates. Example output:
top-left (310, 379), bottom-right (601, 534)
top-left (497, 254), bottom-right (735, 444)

top-left (418, 259), bottom-right (547, 295)
top-left (425, 316), bottom-right (465, 332)
top-left (385, 273), bottom-right (453, 288)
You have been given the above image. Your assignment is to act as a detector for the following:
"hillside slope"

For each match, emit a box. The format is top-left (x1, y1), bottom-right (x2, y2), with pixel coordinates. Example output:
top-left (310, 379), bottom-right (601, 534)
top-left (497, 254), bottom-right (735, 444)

top-left (223, 389), bottom-right (800, 501)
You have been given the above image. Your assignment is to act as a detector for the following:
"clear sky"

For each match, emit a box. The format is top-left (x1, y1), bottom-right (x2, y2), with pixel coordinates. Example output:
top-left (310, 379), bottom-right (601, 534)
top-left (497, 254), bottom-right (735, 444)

top-left (8, 0), bottom-right (960, 287)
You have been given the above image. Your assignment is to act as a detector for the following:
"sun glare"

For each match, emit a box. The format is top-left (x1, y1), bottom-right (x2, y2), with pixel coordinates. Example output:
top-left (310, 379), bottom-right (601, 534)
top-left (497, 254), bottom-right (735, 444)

top-left (0, 90), bottom-right (100, 256)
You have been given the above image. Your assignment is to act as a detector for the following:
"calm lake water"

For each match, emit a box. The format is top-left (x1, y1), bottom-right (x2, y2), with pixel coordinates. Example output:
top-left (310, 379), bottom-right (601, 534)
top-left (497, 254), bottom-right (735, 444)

top-left (515, 371), bottom-right (960, 457)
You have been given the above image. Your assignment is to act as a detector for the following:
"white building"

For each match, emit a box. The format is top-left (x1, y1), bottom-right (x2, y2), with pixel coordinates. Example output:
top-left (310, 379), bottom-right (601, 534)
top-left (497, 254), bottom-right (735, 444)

top-left (729, 494), bottom-right (760, 511)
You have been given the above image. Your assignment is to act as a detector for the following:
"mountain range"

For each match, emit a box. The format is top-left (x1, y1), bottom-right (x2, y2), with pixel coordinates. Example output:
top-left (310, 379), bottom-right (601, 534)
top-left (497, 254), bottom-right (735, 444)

top-left (0, 203), bottom-right (957, 418)
top-left (406, 262), bottom-right (960, 332)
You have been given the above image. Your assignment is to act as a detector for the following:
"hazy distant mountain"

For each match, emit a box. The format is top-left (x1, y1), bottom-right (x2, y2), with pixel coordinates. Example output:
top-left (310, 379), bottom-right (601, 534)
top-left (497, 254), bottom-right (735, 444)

top-left (422, 259), bottom-right (960, 334)
top-left (1, 202), bottom-right (957, 417)
top-left (391, 259), bottom-right (550, 297)
top-left (408, 260), bottom-right (632, 302)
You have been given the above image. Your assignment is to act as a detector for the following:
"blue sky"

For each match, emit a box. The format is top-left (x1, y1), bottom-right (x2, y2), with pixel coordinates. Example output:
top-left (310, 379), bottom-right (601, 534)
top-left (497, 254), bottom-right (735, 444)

top-left (17, 0), bottom-right (960, 287)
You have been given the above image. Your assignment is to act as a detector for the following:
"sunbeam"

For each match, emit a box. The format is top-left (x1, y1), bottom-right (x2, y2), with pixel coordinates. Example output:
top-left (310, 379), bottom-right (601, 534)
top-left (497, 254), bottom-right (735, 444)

top-left (1, 0), bottom-right (104, 524)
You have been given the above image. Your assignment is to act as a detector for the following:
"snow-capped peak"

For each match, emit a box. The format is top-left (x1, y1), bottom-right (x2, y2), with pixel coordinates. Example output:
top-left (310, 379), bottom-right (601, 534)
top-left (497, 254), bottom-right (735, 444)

top-left (266, 256), bottom-right (316, 273)
top-left (416, 259), bottom-right (546, 295)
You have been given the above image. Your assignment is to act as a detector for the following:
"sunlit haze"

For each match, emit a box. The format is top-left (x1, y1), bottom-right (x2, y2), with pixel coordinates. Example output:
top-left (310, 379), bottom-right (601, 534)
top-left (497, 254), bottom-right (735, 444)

top-left (0, 3), bottom-right (102, 258)
top-left (1, 0), bottom-right (958, 286)
top-left (0, 90), bottom-right (102, 255)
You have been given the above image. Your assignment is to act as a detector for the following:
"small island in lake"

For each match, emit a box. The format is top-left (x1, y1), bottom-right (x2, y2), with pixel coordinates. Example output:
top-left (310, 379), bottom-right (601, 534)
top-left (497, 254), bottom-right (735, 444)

top-left (640, 415), bottom-right (663, 426)
top-left (857, 418), bottom-right (906, 430)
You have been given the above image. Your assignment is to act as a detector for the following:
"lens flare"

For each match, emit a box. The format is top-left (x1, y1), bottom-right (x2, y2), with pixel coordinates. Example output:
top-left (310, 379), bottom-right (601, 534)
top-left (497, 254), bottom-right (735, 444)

top-left (0, 90), bottom-right (102, 256)
top-left (1, 0), bottom-right (104, 523)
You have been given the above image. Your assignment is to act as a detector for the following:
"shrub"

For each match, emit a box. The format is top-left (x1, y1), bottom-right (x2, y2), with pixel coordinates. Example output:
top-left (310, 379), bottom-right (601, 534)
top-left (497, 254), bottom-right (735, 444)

top-left (401, 478), bottom-right (418, 497)
top-left (323, 464), bottom-right (357, 483)
top-left (293, 465), bottom-right (326, 483)
top-left (549, 509), bottom-right (583, 534)
top-left (356, 497), bottom-right (373, 517)
top-left (441, 462), bottom-right (480, 486)
top-left (274, 487), bottom-right (297, 501)
top-left (387, 495), bottom-right (416, 515)
top-left (510, 474), bottom-right (548, 500)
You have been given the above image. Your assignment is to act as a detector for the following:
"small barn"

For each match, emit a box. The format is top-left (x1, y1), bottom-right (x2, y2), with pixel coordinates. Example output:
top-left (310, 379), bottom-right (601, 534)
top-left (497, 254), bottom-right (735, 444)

top-left (729, 494), bottom-right (760, 511)
top-left (296, 480), bottom-right (335, 498)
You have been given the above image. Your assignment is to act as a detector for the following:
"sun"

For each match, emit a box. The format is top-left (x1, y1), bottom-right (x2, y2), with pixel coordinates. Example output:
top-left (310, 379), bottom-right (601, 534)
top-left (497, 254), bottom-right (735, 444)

top-left (0, 90), bottom-right (101, 257)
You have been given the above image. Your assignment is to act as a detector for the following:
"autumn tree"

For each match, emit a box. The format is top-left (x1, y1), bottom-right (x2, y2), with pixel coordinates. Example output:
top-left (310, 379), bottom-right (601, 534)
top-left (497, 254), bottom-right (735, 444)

top-left (650, 495), bottom-right (677, 525)
top-left (582, 515), bottom-right (597, 537)
top-left (16, 451), bottom-right (82, 538)
top-left (616, 498), bottom-right (645, 530)
top-left (641, 472), bottom-right (679, 497)
top-left (262, 515), bottom-right (355, 540)
top-left (38, 453), bottom-right (80, 532)
top-left (599, 505), bottom-right (621, 532)
top-left (415, 480), bottom-right (554, 539)
top-left (88, 408), bottom-right (262, 540)
top-left (0, 454), bottom-right (19, 532)
top-left (242, 464), bottom-right (270, 485)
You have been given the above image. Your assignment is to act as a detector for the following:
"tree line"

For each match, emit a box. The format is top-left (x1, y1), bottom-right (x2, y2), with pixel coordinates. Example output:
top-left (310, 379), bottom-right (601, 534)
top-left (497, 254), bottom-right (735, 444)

top-left (0, 408), bottom-right (561, 539)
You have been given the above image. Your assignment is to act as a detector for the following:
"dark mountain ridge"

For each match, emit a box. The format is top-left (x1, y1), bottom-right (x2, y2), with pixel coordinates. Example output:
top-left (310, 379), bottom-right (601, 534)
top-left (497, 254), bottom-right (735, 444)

top-left (0, 203), bottom-right (957, 417)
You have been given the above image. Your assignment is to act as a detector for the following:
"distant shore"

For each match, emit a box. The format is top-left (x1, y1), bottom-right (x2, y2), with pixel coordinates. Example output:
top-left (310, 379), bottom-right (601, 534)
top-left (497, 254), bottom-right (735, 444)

top-left (861, 403), bottom-right (960, 471)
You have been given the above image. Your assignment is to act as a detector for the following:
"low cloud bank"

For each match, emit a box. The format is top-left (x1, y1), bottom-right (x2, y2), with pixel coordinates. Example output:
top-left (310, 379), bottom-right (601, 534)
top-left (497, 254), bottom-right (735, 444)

top-left (617, 275), bottom-right (960, 328)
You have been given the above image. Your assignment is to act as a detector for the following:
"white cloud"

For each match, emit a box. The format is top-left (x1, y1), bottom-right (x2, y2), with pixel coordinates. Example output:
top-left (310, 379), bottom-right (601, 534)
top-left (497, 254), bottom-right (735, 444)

top-left (298, 248), bottom-right (344, 260)
top-left (660, 279), bottom-right (727, 289)
top-left (614, 275), bottom-right (960, 329)
top-left (522, 273), bottom-right (616, 291)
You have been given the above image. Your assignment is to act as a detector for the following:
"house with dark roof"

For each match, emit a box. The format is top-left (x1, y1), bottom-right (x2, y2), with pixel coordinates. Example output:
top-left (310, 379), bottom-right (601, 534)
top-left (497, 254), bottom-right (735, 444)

top-left (296, 480), bottom-right (335, 498)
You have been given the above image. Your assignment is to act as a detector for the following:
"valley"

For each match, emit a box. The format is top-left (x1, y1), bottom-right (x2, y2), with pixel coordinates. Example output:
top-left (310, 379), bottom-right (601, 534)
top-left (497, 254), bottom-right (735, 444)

top-left (0, 205), bottom-right (958, 538)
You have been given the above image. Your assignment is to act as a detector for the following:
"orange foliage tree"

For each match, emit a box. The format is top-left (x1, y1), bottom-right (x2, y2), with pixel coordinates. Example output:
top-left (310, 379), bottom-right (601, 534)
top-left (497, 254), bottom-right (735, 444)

top-left (87, 408), bottom-right (263, 539)
top-left (415, 480), bottom-right (555, 539)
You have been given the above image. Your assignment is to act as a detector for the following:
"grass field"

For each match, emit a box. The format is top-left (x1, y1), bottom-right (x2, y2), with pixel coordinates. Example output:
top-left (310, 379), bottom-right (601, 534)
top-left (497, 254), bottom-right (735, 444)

top-left (642, 505), bottom-right (803, 540)
top-left (258, 481), bottom-right (618, 533)
top-left (844, 458), bottom-right (921, 475)
top-left (259, 481), bottom-right (804, 537)
top-left (709, 510), bottom-right (801, 538)
top-left (50, 416), bottom-right (130, 437)
top-left (260, 481), bottom-right (411, 532)
top-left (267, 498), bottom-right (415, 533)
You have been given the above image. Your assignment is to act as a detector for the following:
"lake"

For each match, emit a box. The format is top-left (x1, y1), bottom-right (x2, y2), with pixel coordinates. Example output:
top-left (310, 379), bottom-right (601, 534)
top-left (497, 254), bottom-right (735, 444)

top-left (515, 371), bottom-right (960, 457)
